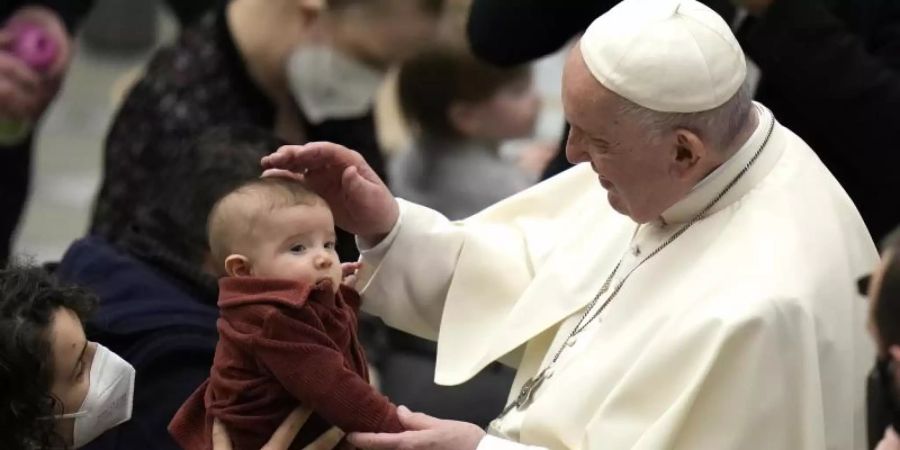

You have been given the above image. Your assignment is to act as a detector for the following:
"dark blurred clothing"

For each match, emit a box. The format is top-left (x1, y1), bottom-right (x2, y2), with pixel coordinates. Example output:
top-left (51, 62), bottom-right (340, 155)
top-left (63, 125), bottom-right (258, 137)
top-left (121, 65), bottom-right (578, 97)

top-left (469, 0), bottom-right (900, 243)
top-left (738, 0), bottom-right (900, 242)
top-left (378, 329), bottom-right (515, 429)
top-left (56, 236), bottom-right (220, 450)
top-left (1, 0), bottom-right (94, 31)
top-left (0, 137), bottom-right (31, 266)
top-left (90, 4), bottom-right (383, 262)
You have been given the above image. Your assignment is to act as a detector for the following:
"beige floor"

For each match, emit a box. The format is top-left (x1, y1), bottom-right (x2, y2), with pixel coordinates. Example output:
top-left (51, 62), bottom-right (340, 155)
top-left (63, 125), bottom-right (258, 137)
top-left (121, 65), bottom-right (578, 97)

top-left (11, 6), bottom-right (566, 264)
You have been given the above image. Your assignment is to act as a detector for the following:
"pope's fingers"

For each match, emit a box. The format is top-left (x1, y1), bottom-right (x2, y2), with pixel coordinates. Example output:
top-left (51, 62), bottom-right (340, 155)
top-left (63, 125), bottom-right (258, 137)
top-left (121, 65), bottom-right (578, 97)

top-left (346, 431), bottom-right (418, 449)
top-left (261, 145), bottom-right (305, 170)
top-left (396, 405), bottom-right (442, 431)
top-left (341, 165), bottom-right (382, 200)
top-left (341, 262), bottom-right (361, 276)
top-left (261, 168), bottom-right (305, 183)
top-left (271, 142), bottom-right (361, 172)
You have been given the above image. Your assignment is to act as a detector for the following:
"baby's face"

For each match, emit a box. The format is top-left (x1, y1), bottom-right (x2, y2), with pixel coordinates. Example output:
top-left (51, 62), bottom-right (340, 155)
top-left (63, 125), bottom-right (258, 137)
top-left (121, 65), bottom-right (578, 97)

top-left (246, 201), bottom-right (342, 291)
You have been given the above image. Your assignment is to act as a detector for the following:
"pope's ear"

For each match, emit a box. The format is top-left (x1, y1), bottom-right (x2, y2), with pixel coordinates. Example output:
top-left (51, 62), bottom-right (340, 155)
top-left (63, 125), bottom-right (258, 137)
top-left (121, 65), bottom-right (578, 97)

top-left (669, 129), bottom-right (706, 177)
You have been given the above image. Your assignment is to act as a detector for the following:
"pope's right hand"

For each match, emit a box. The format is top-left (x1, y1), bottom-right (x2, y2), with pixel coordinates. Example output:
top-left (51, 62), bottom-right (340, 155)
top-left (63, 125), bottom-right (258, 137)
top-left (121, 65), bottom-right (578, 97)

top-left (262, 142), bottom-right (399, 245)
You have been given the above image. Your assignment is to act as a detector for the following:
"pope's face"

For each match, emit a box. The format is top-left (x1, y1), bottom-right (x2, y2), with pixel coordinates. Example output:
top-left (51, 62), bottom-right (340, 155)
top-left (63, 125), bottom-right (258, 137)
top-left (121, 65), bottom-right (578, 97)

top-left (561, 44), bottom-right (692, 224)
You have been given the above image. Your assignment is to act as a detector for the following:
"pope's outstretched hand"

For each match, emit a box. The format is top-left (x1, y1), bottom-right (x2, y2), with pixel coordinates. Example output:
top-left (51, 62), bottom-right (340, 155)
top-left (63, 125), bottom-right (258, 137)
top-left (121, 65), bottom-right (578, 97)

top-left (262, 142), bottom-right (399, 244)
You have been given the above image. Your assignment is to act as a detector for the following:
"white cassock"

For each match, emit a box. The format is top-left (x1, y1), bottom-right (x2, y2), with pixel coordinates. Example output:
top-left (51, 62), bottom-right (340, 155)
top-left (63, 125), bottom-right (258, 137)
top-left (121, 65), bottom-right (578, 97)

top-left (356, 103), bottom-right (877, 449)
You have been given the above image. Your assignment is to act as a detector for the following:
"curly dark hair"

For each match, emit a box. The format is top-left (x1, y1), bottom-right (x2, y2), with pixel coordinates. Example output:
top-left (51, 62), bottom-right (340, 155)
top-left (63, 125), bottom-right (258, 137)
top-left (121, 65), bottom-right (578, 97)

top-left (0, 265), bottom-right (98, 450)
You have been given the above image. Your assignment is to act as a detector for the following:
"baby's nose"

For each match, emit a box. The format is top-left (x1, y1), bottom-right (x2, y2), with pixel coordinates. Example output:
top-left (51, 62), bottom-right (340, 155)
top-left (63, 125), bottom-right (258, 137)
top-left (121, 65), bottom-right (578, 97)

top-left (315, 253), bottom-right (333, 269)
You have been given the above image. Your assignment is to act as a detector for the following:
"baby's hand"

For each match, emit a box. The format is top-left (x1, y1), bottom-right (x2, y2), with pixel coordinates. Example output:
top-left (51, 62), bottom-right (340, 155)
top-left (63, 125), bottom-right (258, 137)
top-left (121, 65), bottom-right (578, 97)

top-left (341, 262), bottom-right (361, 287)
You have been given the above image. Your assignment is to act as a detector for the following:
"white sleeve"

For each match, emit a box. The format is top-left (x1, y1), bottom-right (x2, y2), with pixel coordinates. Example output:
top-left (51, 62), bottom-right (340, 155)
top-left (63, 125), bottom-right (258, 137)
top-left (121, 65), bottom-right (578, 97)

top-left (477, 435), bottom-right (549, 450)
top-left (356, 199), bottom-right (404, 258)
top-left (356, 199), bottom-right (465, 341)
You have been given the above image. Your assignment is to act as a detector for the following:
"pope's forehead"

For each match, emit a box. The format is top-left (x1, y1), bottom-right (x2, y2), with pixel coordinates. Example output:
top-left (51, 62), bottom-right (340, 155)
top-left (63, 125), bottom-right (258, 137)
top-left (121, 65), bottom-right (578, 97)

top-left (563, 45), bottom-right (617, 120)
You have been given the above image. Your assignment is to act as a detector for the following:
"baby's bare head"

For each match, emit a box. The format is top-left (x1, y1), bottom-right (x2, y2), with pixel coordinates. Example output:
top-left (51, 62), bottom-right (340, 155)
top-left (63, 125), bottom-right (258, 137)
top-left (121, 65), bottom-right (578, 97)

top-left (208, 178), bottom-right (328, 276)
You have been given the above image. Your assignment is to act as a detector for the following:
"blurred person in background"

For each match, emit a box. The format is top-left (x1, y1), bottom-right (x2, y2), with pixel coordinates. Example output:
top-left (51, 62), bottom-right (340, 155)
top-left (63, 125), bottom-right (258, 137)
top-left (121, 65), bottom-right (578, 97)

top-left (55, 126), bottom-right (282, 450)
top-left (0, 1), bottom-right (89, 266)
top-left (90, 0), bottom-right (444, 264)
top-left (391, 45), bottom-right (540, 221)
top-left (467, 0), bottom-right (900, 243)
top-left (379, 45), bottom-right (541, 428)
top-left (863, 226), bottom-right (900, 450)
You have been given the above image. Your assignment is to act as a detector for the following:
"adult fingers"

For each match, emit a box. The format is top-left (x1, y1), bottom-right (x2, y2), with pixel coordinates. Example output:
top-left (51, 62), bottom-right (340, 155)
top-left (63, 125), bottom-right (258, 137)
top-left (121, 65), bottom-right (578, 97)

top-left (263, 142), bottom-right (361, 174)
top-left (341, 262), bottom-right (361, 277)
top-left (396, 405), bottom-right (443, 431)
top-left (261, 168), bottom-right (306, 183)
top-left (261, 406), bottom-right (314, 450)
top-left (211, 418), bottom-right (234, 450)
top-left (346, 430), bottom-right (420, 449)
top-left (300, 426), bottom-right (344, 450)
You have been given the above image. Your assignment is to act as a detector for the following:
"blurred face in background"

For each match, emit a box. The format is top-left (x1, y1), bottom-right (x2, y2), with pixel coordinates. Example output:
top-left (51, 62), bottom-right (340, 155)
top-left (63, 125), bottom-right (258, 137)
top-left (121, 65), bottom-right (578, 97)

top-left (451, 71), bottom-right (542, 142)
top-left (329, 0), bottom-right (443, 69)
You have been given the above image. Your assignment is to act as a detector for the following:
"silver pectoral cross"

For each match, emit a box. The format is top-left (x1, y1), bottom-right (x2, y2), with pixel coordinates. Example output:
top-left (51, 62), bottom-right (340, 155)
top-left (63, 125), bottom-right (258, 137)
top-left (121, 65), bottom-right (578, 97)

top-left (494, 367), bottom-right (553, 424)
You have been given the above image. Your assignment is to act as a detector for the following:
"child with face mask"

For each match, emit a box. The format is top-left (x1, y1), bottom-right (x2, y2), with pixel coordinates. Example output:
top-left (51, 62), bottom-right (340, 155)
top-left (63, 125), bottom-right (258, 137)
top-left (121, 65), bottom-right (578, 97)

top-left (0, 265), bottom-right (135, 450)
top-left (390, 44), bottom-right (543, 221)
top-left (168, 177), bottom-right (402, 450)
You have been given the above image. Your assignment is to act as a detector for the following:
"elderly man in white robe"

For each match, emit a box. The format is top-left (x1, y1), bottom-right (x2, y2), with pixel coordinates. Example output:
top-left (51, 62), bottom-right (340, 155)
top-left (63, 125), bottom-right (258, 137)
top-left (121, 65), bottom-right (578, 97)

top-left (262, 0), bottom-right (877, 448)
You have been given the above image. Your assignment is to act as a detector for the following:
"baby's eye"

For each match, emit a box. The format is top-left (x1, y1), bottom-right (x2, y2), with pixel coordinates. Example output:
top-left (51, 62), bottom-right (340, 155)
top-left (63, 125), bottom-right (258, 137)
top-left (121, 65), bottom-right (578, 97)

top-left (290, 244), bottom-right (307, 253)
top-left (324, 241), bottom-right (336, 250)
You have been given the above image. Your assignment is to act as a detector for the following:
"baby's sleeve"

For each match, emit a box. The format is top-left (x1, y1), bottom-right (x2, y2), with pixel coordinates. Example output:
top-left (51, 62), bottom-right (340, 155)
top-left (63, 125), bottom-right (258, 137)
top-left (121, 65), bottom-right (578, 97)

top-left (254, 309), bottom-right (403, 433)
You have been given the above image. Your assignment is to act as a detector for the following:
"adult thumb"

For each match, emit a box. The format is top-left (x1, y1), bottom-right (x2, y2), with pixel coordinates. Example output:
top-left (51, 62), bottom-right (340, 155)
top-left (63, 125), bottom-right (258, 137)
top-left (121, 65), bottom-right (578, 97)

top-left (397, 405), bottom-right (440, 431)
top-left (342, 165), bottom-right (375, 199)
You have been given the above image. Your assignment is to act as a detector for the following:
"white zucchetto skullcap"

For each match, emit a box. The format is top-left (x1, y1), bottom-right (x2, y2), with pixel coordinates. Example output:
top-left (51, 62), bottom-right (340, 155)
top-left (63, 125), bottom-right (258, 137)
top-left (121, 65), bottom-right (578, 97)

top-left (580, 0), bottom-right (746, 113)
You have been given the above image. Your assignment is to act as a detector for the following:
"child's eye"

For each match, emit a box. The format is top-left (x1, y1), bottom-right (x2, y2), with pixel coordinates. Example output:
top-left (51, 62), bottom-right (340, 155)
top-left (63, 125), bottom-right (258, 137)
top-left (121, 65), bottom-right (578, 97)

top-left (290, 244), bottom-right (306, 253)
top-left (324, 241), bottom-right (336, 250)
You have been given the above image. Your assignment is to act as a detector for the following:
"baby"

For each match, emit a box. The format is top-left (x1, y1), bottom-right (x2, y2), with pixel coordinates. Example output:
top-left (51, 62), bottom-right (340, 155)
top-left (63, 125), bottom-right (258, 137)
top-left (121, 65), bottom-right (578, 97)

top-left (168, 177), bottom-right (402, 450)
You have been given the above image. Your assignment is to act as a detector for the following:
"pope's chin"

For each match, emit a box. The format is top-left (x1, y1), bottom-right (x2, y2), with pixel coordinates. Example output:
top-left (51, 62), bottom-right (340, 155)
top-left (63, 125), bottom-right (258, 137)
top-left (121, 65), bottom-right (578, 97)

top-left (606, 191), bottom-right (651, 223)
top-left (607, 191), bottom-right (629, 217)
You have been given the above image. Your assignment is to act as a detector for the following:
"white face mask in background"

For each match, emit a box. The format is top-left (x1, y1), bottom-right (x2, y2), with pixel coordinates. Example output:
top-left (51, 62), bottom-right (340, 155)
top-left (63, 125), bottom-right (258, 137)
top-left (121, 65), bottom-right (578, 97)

top-left (58, 344), bottom-right (135, 448)
top-left (287, 45), bottom-right (384, 125)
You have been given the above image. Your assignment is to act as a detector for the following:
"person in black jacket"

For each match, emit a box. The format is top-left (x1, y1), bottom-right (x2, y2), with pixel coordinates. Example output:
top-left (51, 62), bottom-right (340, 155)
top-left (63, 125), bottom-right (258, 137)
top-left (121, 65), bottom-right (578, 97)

top-left (467, 0), bottom-right (900, 243)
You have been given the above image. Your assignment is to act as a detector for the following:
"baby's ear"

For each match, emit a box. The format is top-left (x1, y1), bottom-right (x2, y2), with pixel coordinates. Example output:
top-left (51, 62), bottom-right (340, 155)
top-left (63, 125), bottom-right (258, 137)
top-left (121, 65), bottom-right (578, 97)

top-left (224, 255), bottom-right (252, 277)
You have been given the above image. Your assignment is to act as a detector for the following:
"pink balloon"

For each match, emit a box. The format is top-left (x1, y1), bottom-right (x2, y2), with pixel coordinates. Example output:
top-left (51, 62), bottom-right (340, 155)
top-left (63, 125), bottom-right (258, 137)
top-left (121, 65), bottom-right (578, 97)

top-left (5, 22), bottom-right (57, 72)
